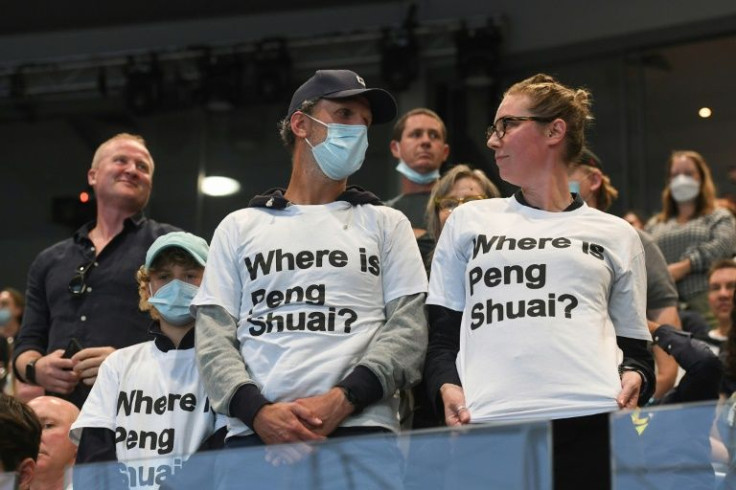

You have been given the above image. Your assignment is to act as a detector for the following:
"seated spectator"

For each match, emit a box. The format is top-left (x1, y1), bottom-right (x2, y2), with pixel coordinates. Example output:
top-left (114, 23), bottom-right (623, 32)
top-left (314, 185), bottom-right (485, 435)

top-left (0, 393), bottom-right (41, 490)
top-left (27, 396), bottom-right (79, 490)
top-left (70, 232), bottom-right (225, 490)
top-left (687, 260), bottom-right (736, 357)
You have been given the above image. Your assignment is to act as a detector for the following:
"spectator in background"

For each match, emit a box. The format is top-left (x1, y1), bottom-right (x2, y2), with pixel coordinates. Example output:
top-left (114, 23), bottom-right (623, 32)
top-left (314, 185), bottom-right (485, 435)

top-left (27, 396), bottom-right (79, 490)
top-left (1, 287), bottom-right (23, 394)
top-left (0, 288), bottom-right (43, 401)
top-left (386, 108), bottom-right (450, 263)
top-left (14, 133), bottom-right (178, 408)
top-left (685, 259), bottom-right (736, 356)
top-left (645, 150), bottom-right (736, 327)
top-left (623, 210), bottom-right (646, 230)
top-left (568, 149), bottom-right (680, 400)
top-left (0, 393), bottom-right (41, 490)
top-left (424, 164), bottom-right (500, 271)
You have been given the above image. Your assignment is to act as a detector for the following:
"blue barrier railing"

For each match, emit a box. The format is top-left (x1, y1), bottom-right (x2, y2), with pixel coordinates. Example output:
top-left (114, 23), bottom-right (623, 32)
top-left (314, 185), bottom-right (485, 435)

top-left (12, 400), bottom-right (736, 489)
top-left (611, 399), bottom-right (728, 490)
top-left (66, 420), bottom-right (551, 489)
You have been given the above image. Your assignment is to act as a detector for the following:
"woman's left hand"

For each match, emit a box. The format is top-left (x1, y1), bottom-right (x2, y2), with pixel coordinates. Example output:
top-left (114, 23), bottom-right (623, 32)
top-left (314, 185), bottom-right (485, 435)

top-left (617, 370), bottom-right (643, 409)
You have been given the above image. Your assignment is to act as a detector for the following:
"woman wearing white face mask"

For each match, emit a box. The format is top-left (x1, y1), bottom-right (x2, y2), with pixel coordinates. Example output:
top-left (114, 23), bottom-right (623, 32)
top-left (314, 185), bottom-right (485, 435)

top-left (646, 150), bottom-right (736, 325)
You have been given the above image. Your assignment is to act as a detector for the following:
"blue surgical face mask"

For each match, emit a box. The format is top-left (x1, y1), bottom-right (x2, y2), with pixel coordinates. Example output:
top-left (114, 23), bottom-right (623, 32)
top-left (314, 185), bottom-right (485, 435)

top-left (568, 181), bottom-right (581, 194)
top-left (148, 279), bottom-right (199, 326)
top-left (304, 114), bottom-right (369, 181)
top-left (0, 308), bottom-right (12, 326)
top-left (395, 160), bottom-right (440, 185)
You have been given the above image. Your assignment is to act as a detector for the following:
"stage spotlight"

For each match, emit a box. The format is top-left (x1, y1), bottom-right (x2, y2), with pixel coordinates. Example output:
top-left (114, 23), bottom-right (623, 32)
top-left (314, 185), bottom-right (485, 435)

top-left (253, 39), bottom-right (292, 104)
top-left (455, 20), bottom-right (502, 87)
top-left (379, 3), bottom-right (419, 92)
top-left (124, 55), bottom-right (163, 115)
top-left (200, 176), bottom-right (241, 197)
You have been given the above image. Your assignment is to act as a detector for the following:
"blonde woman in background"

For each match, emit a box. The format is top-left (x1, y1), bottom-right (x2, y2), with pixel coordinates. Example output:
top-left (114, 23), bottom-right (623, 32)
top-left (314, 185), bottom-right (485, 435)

top-left (646, 150), bottom-right (736, 327)
top-left (425, 164), bottom-right (501, 245)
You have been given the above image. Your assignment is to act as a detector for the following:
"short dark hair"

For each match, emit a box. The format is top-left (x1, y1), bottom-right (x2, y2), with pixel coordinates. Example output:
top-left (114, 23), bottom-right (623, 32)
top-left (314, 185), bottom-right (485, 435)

top-left (391, 108), bottom-right (447, 142)
top-left (709, 259), bottom-right (736, 281)
top-left (0, 393), bottom-right (41, 471)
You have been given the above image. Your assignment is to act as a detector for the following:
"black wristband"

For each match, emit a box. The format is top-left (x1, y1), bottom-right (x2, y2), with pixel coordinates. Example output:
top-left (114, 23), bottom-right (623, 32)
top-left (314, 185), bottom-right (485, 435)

top-left (338, 386), bottom-right (363, 414)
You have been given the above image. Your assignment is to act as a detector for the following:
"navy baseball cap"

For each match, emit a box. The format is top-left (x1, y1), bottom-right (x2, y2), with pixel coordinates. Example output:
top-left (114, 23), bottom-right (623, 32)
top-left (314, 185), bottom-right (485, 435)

top-left (287, 69), bottom-right (397, 124)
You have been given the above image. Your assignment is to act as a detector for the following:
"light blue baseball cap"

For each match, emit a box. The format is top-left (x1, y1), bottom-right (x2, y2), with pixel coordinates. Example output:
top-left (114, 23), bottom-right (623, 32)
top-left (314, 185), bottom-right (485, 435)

top-left (145, 232), bottom-right (209, 269)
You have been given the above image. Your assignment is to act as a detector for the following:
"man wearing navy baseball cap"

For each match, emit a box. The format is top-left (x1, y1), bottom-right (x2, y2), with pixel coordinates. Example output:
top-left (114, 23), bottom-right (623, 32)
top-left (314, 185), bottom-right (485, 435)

top-left (192, 69), bottom-right (428, 478)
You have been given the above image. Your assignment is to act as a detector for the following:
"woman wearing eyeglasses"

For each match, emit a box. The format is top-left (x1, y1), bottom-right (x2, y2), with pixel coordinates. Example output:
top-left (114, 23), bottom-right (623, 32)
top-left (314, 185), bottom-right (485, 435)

top-left (424, 74), bottom-right (653, 489)
top-left (425, 164), bottom-right (500, 246)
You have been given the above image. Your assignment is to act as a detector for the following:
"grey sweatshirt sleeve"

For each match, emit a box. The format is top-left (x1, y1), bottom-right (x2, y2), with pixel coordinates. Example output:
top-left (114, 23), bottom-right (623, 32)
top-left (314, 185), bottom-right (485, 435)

top-left (195, 305), bottom-right (266, 417)
top-left (343, 292), bottom-right (428, 403)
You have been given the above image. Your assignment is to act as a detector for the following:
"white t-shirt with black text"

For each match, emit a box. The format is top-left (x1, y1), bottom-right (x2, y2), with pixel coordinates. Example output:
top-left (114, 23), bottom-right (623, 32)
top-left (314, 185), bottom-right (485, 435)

top-left (428, 196), bottom-right (650, 423)
top-left (70, 342), bottom-right (224, 489)
top-left (193, 201), bottom-right (428, 437)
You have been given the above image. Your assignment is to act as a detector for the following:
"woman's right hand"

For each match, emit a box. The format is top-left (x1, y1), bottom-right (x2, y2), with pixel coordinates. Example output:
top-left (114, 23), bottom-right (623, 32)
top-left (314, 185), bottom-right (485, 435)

top-left (440, 383), bottom-right (471, 426)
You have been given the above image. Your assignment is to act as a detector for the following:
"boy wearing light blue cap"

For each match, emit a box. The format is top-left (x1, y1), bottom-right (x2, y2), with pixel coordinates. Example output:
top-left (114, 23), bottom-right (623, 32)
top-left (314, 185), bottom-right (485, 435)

top-left (70, 231), bottom-right (225, 489)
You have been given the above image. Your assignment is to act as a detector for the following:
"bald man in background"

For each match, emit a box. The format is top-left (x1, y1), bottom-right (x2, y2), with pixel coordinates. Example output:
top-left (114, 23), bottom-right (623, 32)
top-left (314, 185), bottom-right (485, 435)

top-left (28, 396), bottom-right (80, 490)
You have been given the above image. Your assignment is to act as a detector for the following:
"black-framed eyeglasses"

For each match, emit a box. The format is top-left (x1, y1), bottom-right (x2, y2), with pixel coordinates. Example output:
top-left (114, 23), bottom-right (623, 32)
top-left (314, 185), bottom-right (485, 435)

top-left (486, 116), bottom-right (555, 140)
top-left (435, 195), bottom-right (487, 212)
top-left (68, 260), bottom-right (97, 296)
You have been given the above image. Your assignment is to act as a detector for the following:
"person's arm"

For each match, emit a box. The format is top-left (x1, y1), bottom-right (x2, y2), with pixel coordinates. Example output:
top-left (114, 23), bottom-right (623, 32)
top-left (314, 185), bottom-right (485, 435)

top-left (343, 292), bottom-right (428, 403)
top-left (72, 346), bottom-right (116, 386)
top-left (652, 324), bottom-right (722, 403)
top-left (610, 229), bottom-right (654, 408)
top-left (617, 336), bottom-right (655, 407)
top-left (424, 304), bottom-right (469, 426)
top-left (342, 211), bottom-right (428, 405)
top-left (683, 209), bottom-right (736, 274)
top-left (15, 349), bottom-right (78, 393)
top-left (195, 305), bottom-right (322, 444)
top-left (647, 307), bottom-right (681, 399)
top-left (295, 292), bottom-right (429, 436)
